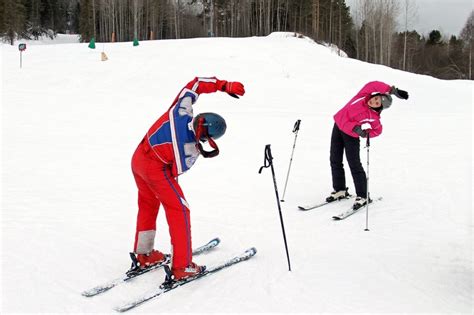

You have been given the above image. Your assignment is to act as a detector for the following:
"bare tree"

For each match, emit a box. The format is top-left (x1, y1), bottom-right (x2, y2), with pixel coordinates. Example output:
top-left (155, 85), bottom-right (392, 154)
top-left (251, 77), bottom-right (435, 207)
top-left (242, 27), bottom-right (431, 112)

top-left (380, 0), bottom-right (399, 66)
top-left (352, 0), bottom-right (361, 59)
top-left (402, 0), bottom-right (418, 70)
top-left (311, 0), bottom-right (320, 39)
top-left (359, 0), bottom-right (374, 62)
top-left (460, 10), bottom-right (473, 79)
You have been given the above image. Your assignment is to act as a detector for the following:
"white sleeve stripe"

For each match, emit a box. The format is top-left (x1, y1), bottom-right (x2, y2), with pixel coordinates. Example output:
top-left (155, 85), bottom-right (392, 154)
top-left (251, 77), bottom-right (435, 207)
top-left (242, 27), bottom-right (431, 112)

top-left (191, 77), bottom-right (217, 91)
top-left (179, 88), bottom-right (199, 99)
top-left (198, 77), bottom-right (217, 82)
top-left (168, 105), bottom-right (183, 175)
top-left (350, 96), bottom-right (365, 105)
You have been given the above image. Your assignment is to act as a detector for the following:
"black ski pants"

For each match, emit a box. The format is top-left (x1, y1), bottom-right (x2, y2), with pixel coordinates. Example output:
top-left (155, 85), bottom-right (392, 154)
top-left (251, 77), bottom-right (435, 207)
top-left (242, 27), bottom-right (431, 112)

top-left (329, 123), bottom-right (367, 197)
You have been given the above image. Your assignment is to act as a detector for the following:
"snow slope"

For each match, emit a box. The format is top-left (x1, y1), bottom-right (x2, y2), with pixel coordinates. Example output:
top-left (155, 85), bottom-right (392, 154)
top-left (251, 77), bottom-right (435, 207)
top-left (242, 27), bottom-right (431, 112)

top-left (1, 33), bottom-right (472, 314)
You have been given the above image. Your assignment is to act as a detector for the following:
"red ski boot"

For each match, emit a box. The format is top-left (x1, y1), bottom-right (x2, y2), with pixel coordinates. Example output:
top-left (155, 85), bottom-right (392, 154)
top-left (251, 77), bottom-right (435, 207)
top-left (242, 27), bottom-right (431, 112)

top-left (172, 262), bottom-right (206, 281)
top-left (136, 250), bottom-right (166, 268)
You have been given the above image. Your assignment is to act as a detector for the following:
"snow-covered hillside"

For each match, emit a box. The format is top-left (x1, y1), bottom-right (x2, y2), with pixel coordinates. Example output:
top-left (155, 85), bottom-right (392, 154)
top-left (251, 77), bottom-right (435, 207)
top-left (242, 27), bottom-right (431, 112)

top-left (1, 33), bottom-right (472, 314)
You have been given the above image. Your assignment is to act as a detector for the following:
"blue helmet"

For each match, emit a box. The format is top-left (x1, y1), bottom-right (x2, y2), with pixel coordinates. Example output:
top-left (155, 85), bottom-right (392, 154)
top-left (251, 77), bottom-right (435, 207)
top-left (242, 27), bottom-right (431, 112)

top-left (193, 112), bottom-right (227, 141)
top-left (193, 112), bottom-right (227, 158)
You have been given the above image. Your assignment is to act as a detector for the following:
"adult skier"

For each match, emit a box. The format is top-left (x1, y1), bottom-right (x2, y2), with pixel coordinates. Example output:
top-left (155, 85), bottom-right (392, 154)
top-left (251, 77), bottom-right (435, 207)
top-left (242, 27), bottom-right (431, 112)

top-left (130, 77), bottom-right (245, 280)
top-left (326, 81), bottom-right (409, 209)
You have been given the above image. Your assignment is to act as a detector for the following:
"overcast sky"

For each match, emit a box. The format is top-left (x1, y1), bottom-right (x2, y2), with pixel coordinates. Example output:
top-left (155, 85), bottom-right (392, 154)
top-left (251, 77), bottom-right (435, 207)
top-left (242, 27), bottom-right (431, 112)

top-left (345, 0), bottom-right (473, 36)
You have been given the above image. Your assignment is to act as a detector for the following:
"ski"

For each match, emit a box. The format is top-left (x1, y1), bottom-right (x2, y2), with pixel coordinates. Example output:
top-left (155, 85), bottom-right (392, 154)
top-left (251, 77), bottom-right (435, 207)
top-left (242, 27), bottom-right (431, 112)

top-left (81, 237), bottom-right (220, 297)
top-left (298, 195), bottom-right (353, 211)
top-left (332, 197), bottom-right (383, 220)
top-left (114, 247), bottom-right (257, 313)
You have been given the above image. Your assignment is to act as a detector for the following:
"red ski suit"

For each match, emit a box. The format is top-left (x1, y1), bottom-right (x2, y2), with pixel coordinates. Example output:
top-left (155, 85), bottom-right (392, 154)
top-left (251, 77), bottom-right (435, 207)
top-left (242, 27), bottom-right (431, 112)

top-left (131, 77), bottom-right (228, 269)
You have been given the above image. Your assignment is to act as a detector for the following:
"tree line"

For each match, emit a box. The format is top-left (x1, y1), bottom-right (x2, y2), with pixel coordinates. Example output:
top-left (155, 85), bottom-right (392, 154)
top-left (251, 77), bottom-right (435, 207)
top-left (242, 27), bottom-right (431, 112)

top-left (1, 0), bottom-right (472, 80)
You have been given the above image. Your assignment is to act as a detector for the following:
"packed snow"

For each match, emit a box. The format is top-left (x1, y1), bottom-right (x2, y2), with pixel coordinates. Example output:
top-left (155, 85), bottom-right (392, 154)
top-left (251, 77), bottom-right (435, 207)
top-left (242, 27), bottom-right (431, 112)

top-left (1, 33), bottom-right (472, 314)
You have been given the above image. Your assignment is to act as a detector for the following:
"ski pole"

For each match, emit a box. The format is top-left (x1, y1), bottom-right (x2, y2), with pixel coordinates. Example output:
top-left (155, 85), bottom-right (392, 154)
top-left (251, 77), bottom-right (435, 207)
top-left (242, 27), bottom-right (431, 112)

top-left (365, 134), bottom-right (370, 231)
top-left (281, 119), bottom-right (301, 202)
top-left (259, 144), bottom-right (292, 271)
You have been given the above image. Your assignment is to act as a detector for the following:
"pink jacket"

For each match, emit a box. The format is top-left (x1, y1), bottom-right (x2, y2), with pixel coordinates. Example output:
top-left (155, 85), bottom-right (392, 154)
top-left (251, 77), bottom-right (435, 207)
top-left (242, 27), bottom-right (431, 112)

top-left (333, 81), bottom-right (392, 138)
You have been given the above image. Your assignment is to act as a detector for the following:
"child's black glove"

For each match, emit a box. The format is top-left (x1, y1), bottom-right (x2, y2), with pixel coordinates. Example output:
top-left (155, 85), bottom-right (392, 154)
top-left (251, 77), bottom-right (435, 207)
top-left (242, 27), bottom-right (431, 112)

top-left (353, 125), bottom-right (368, 138)
top-left (391, 86), bottom-right (409, 100)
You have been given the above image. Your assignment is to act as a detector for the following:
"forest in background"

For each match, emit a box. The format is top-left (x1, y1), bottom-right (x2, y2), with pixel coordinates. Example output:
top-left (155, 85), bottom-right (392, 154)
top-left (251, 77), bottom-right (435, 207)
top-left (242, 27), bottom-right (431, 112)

top-left (1, 0), bottom-right (472, 80)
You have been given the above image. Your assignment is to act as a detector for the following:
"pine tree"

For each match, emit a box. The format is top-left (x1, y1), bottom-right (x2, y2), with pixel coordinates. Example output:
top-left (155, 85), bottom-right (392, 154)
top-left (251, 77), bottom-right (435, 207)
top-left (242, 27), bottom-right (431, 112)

top-left (1, 0), bottom-right (27, 45)
top-left (79, 0), bottom-right (94, 42)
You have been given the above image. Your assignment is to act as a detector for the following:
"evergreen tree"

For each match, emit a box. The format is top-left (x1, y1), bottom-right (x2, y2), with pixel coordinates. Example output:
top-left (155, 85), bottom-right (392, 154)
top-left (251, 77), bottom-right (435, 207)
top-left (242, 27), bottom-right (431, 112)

top-left (78, 0), bottom-right (94, 42)
top-left (427, 30), bottom-right (442, 45)
top-left (1, 0), bottom-right (27, 45)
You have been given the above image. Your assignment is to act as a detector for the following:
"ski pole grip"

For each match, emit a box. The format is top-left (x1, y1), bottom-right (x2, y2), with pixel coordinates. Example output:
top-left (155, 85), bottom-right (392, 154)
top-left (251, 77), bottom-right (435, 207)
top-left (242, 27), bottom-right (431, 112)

top-left (293, 119), bottom-right (301, 133)
top-left (258, 144), bottom-right (273, 173)
top-left (366, 134), bottom-right (370, 147)
top-left (264, 144), bottom-right (273, 162)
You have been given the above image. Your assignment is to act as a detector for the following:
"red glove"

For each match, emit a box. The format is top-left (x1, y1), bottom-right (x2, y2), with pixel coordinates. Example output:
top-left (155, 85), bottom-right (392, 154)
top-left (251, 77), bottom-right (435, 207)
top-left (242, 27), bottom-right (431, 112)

top-left (223, 81), bottom-right (245, 97)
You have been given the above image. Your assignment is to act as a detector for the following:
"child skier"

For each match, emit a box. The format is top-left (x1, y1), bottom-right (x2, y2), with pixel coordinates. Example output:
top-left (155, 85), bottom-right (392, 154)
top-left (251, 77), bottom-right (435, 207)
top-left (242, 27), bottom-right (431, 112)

top-left (326, 81), bottom-right (409, 209)
top-left (130, 77), bottom-right (245, 280)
